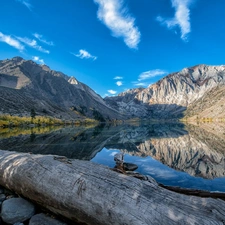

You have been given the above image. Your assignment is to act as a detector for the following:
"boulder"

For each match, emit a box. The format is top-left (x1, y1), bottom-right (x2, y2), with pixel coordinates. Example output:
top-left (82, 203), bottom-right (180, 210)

top-left (0, 194), bottom-right (6, 203)
top-left (29, 213), bottom-right (66, 225)
top-left (1, 198), bottom-right (35, 224)
top-left (123, 162), bottom-right (138, 171)
top-left (0, 186), bottom-right (3, 194)
top-left (114, 152), bottom-right (124, 163)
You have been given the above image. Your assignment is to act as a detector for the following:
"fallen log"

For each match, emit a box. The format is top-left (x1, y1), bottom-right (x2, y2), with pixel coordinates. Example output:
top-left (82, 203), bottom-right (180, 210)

top-left (159, 183), bottom-right (225, 201)
top-left (0, 150), bottom-right (225, 225)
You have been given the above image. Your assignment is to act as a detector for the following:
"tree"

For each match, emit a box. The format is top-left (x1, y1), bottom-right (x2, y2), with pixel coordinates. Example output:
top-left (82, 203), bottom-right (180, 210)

top-left (30, 109), bottom-right (36, 123)
top-left (92, 108), bottom-right (105, 122)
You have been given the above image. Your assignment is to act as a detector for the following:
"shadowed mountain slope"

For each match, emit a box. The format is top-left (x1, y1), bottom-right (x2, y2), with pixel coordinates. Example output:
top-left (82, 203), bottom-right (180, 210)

top-left (0, 57), bottom-right (123, 120)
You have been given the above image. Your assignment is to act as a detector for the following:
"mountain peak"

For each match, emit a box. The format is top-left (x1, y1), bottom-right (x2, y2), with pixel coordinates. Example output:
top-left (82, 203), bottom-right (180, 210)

top-left (68, 76), bottom-right (78, 85)
top-left (12, 56), bottom-right (24, 62)
top-left (40, 64), bottom-right (51, 71)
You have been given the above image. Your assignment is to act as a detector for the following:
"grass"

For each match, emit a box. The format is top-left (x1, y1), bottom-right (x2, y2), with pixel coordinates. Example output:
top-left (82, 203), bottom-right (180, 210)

top-left (0, 114), bottom-right (101, 128)
top-left (181, 116), bottom-right (225, 123)
top-left (0, 114), bottom-right (65, 127)
top-left (0, 126), bottom-right (63, 139)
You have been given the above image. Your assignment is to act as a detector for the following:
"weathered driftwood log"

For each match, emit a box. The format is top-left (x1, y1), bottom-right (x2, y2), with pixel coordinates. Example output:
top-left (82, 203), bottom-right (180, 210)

top-left (0, 150), bottom-right (225, 225)
top-left (159, 184), bottom-right (225, 201)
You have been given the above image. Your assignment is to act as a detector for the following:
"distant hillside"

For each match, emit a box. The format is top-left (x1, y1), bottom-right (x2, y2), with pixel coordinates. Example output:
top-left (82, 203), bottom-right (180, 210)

top-left (0, 57), bottom-right (122, 120)
top-left (184, 85), bottom-right (225, 120)
top-left (105, 64), bottom-right (225, 119)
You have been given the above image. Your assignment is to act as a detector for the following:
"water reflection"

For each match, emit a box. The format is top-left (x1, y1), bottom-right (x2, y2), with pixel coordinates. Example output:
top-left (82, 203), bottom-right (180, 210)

top-left (0, 122), bottom-right (225, 191)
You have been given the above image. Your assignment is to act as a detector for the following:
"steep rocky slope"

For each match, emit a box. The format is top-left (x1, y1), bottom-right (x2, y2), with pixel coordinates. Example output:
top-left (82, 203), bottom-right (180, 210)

top-left (0, 57), bottom-right (122, 120)
top-left (184, 85), bottom-right (225, 120)
top-left (105, 64), bottom-right (225, 119)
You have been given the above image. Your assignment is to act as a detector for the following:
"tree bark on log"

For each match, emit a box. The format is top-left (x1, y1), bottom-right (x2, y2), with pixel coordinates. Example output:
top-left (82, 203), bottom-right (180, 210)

top-left (0, 150), bottom-right (225, 225)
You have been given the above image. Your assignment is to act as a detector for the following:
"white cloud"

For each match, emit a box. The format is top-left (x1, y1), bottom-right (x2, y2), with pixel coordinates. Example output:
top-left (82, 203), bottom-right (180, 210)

top-left (72, 49), bottom-right (97, 60)
top-left (16, 0), bottom-right (32, 11)
top-left (138, 69), bottom-right (167, 81)
top-left (16, 36), bottom-right (50, 53)
top-left (32, 56), bottom-right (45, 64)
top-left (156, 0), bottom-right (193, 41)
top-left (33, 33), bottom-right (54, 46)
top-left (108, 89), bottom-right (117, 95)
top-left (133, 82), bottom-right (148, 87)
top-left (94, 0), bottom-right (141, 49)
top-left (114, 76), bottom-right (123, 80)
top-left (116, 81), bottom-right (123, 86)
top-left (0, 32), bottom-right (24, 51)
top-left (109, 151), bottom-right (119, 157)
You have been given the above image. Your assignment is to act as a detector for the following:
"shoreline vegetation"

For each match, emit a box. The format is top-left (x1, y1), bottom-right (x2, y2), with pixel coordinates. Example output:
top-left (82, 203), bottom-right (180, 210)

top-left (0, 114), bottom-right (102, 128)
top-left (0, 114), bottom-right (143, 129)
top-left (1, 113), bottom-right (225, 130)
top-left (181, 117), bottom-right (225, 122)
top-left (181, 114), bottom-right (225, 122)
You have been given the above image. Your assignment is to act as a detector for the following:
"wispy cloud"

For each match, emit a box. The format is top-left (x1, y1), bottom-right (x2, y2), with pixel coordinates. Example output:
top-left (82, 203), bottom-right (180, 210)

top-left (138, 69), bottom-right (167, 81)
top-left (16, 0), bottom-right (33, 11)
top-left (0, 32), bottom-right (24, 51)
top-left (16, 36), bottom-right (50, 53)
top-left (108, 89), bottom-right (117, 95)
top-left (109, 151), bottom-right (119, 157)
top-left (33, 33), bottom-right (54, 46)
top-left (114, 76), bottom-right (123, 80)
top-left (156, 0), bottom-right (193, 41)
top-left (94, 0), bottom-right (141, 49)
top-left (32, 56), bottom-right (44, 64)
top-left (72, 49), bottom-right (97, 60)
top-left (116, 81), bottom-right (123, 86)
top-left (132, 81), bottom-right (148, 87)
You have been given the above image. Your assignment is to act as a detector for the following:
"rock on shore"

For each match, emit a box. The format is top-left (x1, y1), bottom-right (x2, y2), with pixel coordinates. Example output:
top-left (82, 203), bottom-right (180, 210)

top-left (0, 186), bottom-right (68, 225)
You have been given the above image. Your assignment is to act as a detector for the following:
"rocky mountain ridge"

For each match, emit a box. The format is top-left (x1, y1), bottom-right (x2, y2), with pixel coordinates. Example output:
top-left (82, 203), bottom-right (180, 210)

top-left (105, 64), bottom-right (225, 119)
top-left (1, 57), bottom-right (225, 120)
top-left (0, 57), bottom-right (122, 120)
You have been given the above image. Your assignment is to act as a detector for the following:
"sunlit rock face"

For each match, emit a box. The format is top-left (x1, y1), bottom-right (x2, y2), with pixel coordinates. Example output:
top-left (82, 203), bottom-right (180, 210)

top-left (137, 65), bottom-right (225, 106)
top-left (105, 64), bottom-right (225, 118)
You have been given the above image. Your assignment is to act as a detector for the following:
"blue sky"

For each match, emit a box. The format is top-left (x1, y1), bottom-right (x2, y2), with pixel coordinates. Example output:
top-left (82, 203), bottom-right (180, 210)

top-left (0, 0), bottom-right (225, 97)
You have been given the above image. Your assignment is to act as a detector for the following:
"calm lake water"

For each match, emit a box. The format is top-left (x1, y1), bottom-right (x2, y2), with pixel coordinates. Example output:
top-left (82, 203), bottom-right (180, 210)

top-left (0, 122), bottom-right (225, 192)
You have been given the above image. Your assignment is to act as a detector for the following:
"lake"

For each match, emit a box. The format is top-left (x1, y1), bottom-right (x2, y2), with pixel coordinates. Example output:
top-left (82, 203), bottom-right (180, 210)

top-left (0, 121), bottom-right (225, 192)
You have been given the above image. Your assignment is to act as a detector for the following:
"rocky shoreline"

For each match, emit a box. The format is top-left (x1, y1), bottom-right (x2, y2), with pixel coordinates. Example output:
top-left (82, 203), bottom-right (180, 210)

top-left (0, 154), bottom-right (140, 225)
top-left (1, 150), bottom-right (225, 225)
top-left (0, 185), bottom-right (76, 225)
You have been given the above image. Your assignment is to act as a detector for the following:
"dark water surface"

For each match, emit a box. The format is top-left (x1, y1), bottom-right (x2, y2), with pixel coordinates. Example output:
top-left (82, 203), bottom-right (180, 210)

top-left (0, 122), bottom-right (225, 192)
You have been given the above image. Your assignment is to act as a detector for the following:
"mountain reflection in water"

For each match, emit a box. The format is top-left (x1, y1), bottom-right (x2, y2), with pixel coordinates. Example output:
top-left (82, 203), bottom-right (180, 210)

top-left (0, 122), bottom-right (225, 192)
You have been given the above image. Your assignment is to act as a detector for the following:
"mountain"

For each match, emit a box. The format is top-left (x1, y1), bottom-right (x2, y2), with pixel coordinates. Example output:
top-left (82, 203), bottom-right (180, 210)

top-left (1, 58), bottom-right (225, 121)
top-left (0, 57), bottom-right (122, 120)
top-left (183, 85), bottom-right (225, 120)
top-left (105, 64), bottom-right (225, 119)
